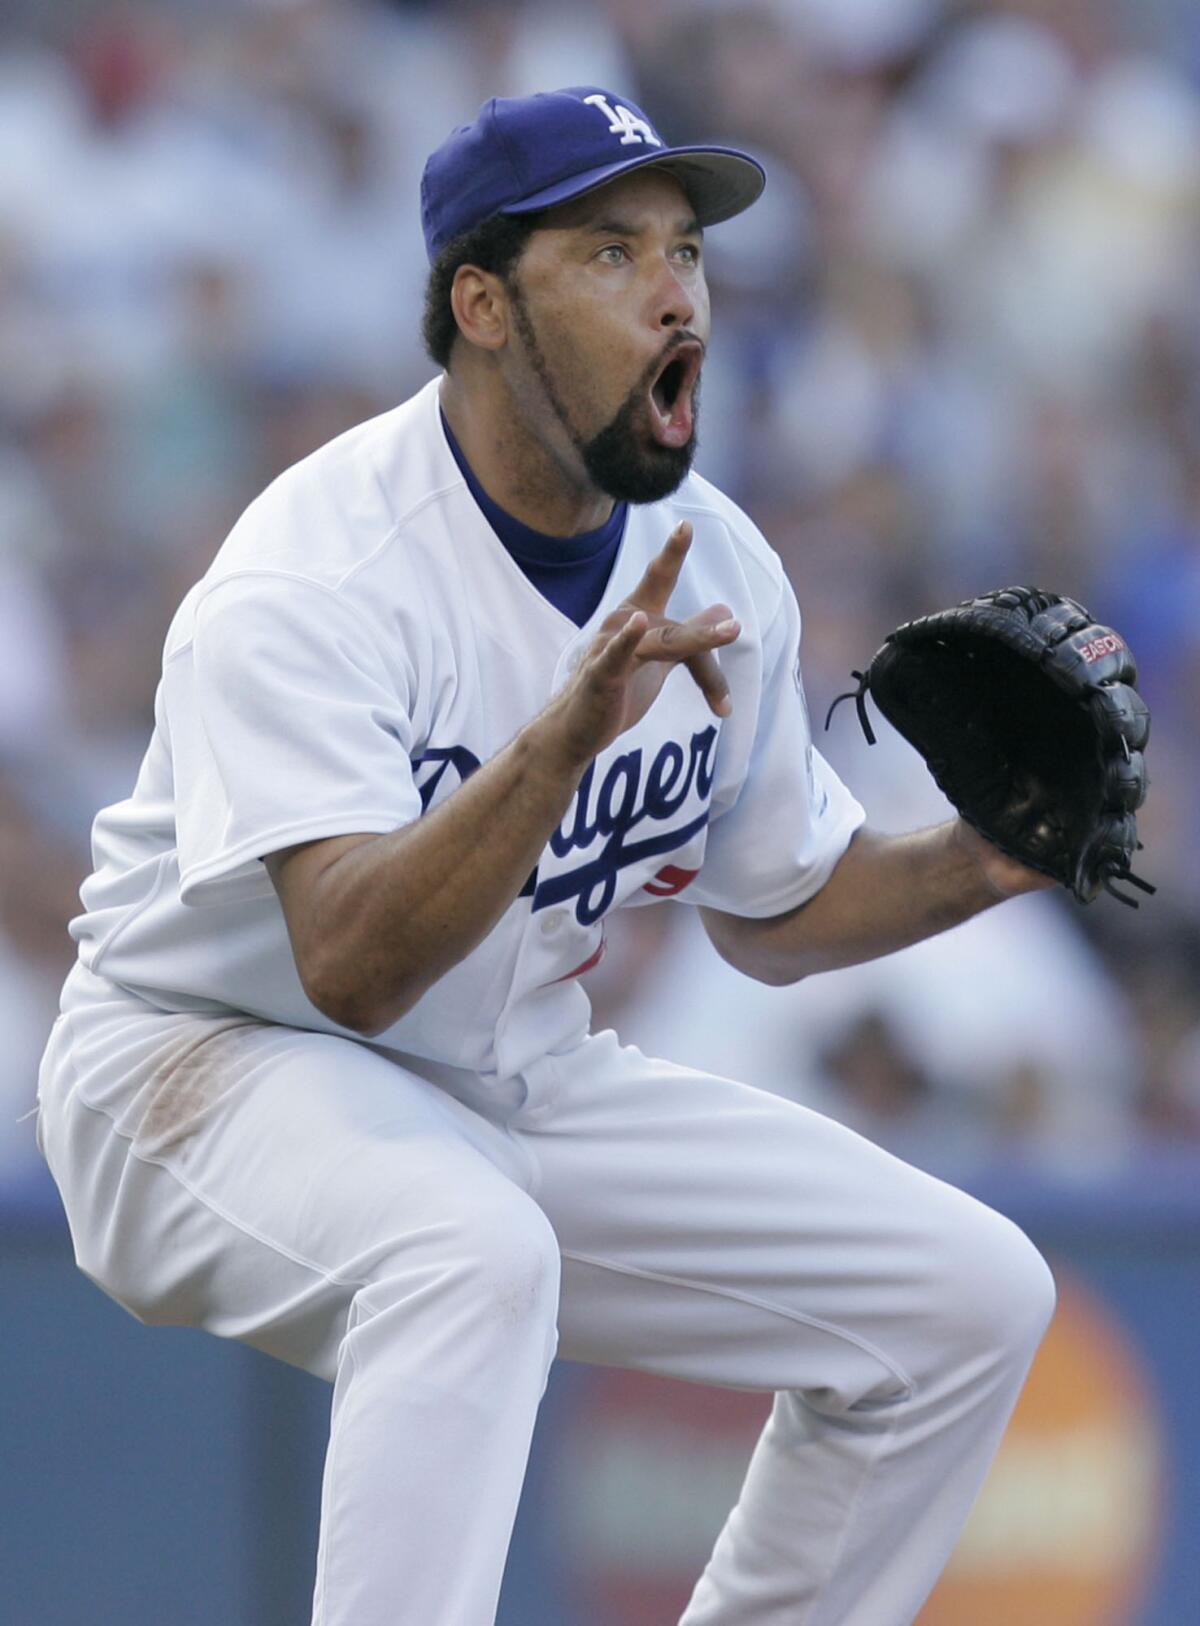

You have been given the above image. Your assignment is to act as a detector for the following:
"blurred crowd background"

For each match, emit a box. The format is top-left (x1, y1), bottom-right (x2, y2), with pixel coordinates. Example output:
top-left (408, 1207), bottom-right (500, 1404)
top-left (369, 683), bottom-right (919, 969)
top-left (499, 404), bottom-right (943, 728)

top-left (2, 0), bottom-right (1199, 1193)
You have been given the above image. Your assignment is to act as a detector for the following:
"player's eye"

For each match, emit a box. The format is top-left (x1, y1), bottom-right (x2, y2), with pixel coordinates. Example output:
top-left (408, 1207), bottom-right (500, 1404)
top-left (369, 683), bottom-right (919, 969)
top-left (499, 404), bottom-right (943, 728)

top-left (675, 243), bottom-right (701, 267)
top-left (597, 244), bottom-right (630, 265)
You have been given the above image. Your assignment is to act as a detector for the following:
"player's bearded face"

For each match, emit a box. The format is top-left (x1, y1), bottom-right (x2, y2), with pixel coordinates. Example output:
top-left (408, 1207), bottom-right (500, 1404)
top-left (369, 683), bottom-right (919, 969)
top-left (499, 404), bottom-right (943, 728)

top-left (508, 284), bottom-right (702, 504)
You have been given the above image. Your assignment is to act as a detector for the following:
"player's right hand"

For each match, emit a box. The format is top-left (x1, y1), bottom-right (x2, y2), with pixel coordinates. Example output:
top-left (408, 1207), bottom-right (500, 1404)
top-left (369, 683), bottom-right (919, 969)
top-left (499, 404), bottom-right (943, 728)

top-left (540, 521), bottom-right (740, 771)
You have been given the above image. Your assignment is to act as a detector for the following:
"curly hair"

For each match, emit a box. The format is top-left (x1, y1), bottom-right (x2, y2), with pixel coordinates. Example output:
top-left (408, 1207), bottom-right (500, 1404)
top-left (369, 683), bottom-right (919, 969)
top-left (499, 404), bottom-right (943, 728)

top-left (421, 213), bottom-right (543, 370)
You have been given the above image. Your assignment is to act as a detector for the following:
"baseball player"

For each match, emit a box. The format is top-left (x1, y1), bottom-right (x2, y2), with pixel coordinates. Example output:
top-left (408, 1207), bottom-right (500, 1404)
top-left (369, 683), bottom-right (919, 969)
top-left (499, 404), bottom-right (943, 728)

top-left (37, 88), bottom-right (1056, 1626)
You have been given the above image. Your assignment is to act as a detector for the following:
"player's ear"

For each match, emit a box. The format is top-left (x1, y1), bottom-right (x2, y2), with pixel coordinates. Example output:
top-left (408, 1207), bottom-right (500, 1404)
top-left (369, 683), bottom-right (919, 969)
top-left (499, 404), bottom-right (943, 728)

top-left (450, 265), bottom-right (510, 353)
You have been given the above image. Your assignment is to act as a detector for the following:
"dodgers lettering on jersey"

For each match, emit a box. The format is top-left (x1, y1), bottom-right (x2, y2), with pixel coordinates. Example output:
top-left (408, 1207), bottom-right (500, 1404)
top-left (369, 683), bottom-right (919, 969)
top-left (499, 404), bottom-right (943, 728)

top-left (418, 726), bottom-right (716, 925)
top-left (70, 379), bottom-right (864, 1079)
top-left (528, 725), bottom-right (716, 922)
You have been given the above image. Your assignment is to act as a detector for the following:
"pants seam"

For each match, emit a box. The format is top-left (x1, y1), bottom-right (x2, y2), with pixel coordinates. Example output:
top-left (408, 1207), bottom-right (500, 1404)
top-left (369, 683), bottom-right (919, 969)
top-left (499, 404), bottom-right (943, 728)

top-left (560, 1247), bottom-right (915, 1398)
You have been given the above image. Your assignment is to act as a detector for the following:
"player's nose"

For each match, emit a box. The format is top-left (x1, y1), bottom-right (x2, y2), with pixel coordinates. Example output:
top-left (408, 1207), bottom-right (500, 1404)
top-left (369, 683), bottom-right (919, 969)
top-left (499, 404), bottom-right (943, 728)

top-left (650, 260), bottom-right (696, 331)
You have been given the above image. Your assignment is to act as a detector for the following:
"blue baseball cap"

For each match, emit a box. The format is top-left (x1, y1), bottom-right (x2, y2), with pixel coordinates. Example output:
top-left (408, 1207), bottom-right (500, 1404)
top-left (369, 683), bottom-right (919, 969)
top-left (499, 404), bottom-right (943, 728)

top-left (420, 85), bottom-right (766, 262)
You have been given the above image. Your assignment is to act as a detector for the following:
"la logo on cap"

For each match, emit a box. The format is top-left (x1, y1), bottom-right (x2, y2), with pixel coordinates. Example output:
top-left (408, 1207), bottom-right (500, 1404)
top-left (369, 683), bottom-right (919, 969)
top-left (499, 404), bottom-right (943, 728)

top-left (583, 93), bottom-right (662, 148)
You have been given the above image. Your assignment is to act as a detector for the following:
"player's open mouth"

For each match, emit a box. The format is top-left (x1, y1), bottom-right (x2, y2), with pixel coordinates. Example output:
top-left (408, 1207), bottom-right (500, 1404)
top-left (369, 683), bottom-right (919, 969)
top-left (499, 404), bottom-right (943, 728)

top-left (648, 342), bottom-right (702, 449)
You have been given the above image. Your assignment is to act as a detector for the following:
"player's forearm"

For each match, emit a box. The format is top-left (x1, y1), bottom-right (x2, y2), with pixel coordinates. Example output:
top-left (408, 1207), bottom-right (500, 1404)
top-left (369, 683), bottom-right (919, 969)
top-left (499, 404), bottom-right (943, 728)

top-left (280, 716), bottom-right (587, 1035)
top-left (700, 822), bottom-right (1014, 985)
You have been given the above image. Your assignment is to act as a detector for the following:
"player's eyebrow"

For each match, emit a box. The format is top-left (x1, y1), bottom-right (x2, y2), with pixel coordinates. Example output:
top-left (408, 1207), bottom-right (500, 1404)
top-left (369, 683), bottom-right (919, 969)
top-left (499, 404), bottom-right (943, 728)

top-left (582, 214), bottom-right (704, 239)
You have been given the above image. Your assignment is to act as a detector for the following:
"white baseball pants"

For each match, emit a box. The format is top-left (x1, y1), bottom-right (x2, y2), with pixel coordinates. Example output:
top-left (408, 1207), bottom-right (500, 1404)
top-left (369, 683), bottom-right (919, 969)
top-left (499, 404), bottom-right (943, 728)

top-left (38, 965), bottom-right (1055, 1626)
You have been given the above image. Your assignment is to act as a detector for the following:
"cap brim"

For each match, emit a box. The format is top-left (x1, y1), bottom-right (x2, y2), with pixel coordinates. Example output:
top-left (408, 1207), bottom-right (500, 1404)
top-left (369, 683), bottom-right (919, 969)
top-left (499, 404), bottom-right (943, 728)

top-left (499, 144), bottom-right (766, 228)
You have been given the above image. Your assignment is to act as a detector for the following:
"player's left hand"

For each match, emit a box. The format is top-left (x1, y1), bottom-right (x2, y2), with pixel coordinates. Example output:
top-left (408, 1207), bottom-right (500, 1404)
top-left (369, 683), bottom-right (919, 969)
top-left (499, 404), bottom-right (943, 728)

top-left (827, 586), bottom-right (1153, 907)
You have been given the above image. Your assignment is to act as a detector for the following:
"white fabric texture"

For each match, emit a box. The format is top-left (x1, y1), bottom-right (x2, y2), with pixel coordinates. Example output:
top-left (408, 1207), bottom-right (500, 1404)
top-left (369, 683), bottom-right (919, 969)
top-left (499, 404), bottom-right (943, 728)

top-left (40, 966), bottom-right (1055, 1626)
top-left (173, 574), bottom-right (423, 905)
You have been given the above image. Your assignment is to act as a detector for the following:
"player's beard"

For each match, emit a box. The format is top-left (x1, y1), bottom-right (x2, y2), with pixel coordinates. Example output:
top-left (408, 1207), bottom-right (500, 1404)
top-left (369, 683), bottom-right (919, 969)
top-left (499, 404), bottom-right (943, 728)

top-left (508, 285), bottom-right (699, 505)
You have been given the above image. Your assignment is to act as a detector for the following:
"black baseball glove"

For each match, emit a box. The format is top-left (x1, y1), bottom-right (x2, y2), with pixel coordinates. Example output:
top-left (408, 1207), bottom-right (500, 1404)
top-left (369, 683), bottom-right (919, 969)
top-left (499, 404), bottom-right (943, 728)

top-left (826, 587), bottom-right (1154, 906)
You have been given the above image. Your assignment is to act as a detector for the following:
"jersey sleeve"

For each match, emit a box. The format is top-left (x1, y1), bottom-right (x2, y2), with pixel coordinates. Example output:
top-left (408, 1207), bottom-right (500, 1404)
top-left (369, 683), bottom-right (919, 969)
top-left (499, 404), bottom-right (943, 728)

top-left (688, 575), bottom-right (865, 917)
top-left (165, 573), bottom-right (423, 907)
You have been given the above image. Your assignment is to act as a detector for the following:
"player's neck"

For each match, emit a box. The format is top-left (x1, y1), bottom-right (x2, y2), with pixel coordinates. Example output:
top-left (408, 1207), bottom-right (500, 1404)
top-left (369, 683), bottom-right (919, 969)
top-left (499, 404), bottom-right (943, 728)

top-left (439, 375), bottom-right (614, 538)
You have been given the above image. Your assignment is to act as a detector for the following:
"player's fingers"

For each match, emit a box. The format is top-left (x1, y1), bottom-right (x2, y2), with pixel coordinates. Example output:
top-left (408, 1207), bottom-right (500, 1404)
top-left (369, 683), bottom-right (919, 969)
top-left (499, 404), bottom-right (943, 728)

top-left (685, 602), bottom-right (735, 633)
top-left (633, 612), bottom-right (739, 665)
top-left (677, 607), bottom-right (737, 716)
top-left (625, 521), bottom-right (693, 615)
top-left (592, 608), bottom-right (648, 674)
top-left (686, 648), bottom-right (733, 718)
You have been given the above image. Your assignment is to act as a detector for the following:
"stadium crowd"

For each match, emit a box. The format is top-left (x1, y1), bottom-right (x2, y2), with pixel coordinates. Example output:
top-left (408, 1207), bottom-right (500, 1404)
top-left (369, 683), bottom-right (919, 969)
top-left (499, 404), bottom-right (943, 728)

top-left (1, 0), bottom-right (1198, 1189)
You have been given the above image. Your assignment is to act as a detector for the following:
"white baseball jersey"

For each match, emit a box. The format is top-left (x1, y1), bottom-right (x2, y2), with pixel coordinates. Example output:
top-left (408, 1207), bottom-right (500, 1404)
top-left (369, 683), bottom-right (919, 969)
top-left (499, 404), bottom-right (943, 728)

top-left (70, 378), bottom-right (863, 1079)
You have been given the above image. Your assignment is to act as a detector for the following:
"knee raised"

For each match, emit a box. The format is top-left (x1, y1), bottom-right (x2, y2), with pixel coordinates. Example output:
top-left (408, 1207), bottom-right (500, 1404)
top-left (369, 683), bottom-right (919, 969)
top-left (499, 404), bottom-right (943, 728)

top-left (373, 1192), bottom-right (562, 1336)
top-left (460, 1200), bottom-right (562, 1332)
top-left (932, 1202), bottom-right (1056, 1367)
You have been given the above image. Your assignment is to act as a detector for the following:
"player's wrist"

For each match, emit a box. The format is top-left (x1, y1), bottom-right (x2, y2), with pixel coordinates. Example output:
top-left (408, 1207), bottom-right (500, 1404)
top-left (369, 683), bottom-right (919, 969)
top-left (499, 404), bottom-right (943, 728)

top-left (517, 709), bottom-right (595, 786)
top-left (952, 818), bottom-right (1052, 902)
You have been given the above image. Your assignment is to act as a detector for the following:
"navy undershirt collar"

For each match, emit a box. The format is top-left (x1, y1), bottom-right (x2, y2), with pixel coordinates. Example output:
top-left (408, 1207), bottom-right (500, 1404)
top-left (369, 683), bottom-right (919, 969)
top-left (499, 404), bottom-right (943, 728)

top-left (440, 409), bottom-right (626, 625)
